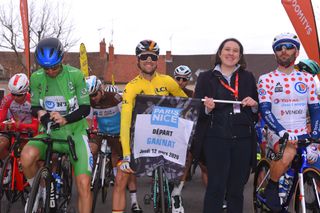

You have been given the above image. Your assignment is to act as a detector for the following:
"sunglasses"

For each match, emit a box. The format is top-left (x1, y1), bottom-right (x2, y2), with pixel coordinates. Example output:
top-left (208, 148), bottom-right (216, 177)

top-left (175, 77), bottom-right (188, 82)
top-left (139, 54), bottom-right (158, 61)
top-left (274, 43), bottom-right (296, 52)
top-left (11, 93), bottom-right (25, 97)
top-left (43, 64), bottom-right (61, 71)
top-left (89, 92), bottom-right (99, 98)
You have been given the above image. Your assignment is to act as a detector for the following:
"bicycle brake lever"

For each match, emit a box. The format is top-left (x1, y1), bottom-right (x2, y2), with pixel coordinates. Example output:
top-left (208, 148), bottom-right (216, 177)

top-left (67, 136), bottom-right (78, 161)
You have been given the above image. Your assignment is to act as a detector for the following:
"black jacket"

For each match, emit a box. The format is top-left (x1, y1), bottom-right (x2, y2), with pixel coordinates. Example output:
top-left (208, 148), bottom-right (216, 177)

top-left (192, 68), bottom-right (258, 168)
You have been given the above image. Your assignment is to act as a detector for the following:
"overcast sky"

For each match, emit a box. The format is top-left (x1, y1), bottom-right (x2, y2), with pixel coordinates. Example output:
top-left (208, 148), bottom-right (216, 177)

top-left (2, 0), bottom-right (320, 59)
top-left (67, 0), bottom-right (320, 59)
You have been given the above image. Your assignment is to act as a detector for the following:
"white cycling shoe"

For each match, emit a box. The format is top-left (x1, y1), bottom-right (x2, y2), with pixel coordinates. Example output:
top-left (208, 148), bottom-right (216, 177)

top-left (171, 195), bottom-right (184, 213)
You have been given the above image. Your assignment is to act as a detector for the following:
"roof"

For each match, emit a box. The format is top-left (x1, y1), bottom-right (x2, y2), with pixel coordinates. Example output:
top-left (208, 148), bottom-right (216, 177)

top-left (0, 50), bottom-right (277, 83)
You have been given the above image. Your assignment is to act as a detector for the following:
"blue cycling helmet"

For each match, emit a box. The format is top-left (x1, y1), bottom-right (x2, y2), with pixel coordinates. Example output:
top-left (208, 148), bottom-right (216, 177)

top-left (35, 38), bottom-right (64, 68)
top-left (297, 59), bottom-right (320, 75)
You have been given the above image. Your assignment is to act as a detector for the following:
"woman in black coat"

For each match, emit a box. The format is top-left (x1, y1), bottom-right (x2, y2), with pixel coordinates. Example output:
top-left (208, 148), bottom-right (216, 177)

top-left (193, 38), bottom-right (258, 213)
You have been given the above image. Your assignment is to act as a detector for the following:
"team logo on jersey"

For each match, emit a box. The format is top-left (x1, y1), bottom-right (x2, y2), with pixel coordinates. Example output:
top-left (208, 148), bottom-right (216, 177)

top-left (275, 82), bottom-right (283, 93)
top-left (258, 88), bottom-right (266, 96)
top-left (45, 100), bottom-right (55, 109)
top-left (81, 88), bottom-right (88, 96)
top-left (68, 82), bottom-right (74, 91)
top-left (155, 87), bottom-right (167, 94)
top-left (273, 98), bottom-right (280, 104)
top-left (295, 82), bottom-right (307, 94)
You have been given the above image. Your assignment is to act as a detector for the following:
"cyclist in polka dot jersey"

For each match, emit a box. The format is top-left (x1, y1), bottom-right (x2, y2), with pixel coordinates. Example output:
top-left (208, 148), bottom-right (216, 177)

top-left (257, 32), bottom-right (320, 212)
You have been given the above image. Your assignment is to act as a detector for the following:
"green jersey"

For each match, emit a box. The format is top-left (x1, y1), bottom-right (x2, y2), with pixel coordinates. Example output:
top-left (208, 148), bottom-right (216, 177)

top-left (30, 65), bottom-right (90, 133)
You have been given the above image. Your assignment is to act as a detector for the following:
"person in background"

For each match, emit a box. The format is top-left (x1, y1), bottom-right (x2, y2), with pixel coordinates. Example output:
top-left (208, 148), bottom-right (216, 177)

top-left (170, 65), bottom-right (209, 213)
top-left (173, 65), bottom-right (194, 97)
top-left (0, 73), bottom-right (39, 160)
top-left (258, 33), bottom-right (320, 212)
top-left (193, 38), bottom-right (258, 213)
top-left (86, 75), bottom-right (143, 213)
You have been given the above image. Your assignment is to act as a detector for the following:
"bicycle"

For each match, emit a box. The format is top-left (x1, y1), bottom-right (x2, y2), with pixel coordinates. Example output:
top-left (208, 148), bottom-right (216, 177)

top-left (253, 133), bottom-right (320, 213)
top-left (89, 131), bottom-right (114, 213)
top-left (24, 122), bottom-right (77, 213)
top-left (0, 128), bottom-right (33, 213)
top-left (144, 165), bottom-right (172, 213)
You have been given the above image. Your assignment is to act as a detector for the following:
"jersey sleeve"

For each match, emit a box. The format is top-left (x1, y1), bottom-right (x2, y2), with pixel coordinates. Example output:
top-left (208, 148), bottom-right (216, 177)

top-left (258, 74), bottom-right (286, 134)
top-left (0, 95), bottom-right (10, 122)
top-left (307, 75), bottom-right (320, 138)
top-left (120, 82), bottom-right (137, 156)
top-left (165, 76), bottom-right (187, 97)
top-left (74, 70), bottom-right (90, 106)
top-left (30, 72), bottom-right (41, 107)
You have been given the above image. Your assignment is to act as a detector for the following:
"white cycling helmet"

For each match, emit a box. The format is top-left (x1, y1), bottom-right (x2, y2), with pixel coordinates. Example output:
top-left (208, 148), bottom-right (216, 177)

top-left (174, 65), bottom-right (192, 80)
top-left (8, 73), bottom-right (29, 94)
top-left (105, 84), bottom-right (119, 93)
top-left (272, 32), bottom-right (300, 52)
top-left (85, 75), bottom-right (101, 95)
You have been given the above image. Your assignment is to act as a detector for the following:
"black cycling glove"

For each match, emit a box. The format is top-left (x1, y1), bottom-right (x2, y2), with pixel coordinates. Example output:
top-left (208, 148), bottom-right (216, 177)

top-left (40, 113), bottom-right (51, 128)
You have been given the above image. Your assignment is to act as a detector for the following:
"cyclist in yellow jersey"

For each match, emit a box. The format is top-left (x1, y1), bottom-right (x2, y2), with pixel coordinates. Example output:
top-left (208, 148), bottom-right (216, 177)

top-left (112, 40), bottom-right (187, 213)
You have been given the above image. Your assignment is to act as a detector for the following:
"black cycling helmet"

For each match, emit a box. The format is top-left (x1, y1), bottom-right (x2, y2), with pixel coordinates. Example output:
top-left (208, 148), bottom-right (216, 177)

top-left (297, 59), bottom-right (320, 75)
top-left (35, 38), bottom-right (64, 68)
top-left (135, 39), bottom-right (160, 56)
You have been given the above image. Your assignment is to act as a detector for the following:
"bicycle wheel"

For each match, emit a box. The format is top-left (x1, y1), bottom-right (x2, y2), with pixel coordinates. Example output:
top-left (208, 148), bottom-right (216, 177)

top-left (57, 157), bottom-right (73, 212)
top-left (294, 168), bottom-right (320, 213)
top-left (91, 155), bottom-right (102, 213)
top-left (253, 159), bottom-right (271, 213)
top-left (0, 155), bottom-right (14, 201)
top-left (101, 156), bottom-right (112, 203)
top-left (26, 167), bottom-right (52, 213)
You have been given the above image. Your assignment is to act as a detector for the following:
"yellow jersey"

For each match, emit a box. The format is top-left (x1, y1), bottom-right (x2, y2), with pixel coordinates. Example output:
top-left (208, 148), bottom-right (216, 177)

top-left (120, 72), bottom-right (187, 156)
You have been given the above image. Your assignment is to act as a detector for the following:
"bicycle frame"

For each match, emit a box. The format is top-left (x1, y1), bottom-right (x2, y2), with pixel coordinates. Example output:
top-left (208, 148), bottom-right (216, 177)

top-left (295, 146), bottom-right (320, 212)
top-left (24, 123), bottom-right (77, 213)
top-left (254, 136), bottom-right (320, 213)
top-left (0, 131), bottom-right (30, 199)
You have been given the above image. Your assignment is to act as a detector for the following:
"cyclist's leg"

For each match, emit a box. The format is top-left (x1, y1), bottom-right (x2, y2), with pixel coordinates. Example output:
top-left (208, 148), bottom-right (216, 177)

top-left (20, 133), bottom-right (48, 184)
top-left (68, 132), bottom-right (93, 213)
top-left (128, 174), bottom-right (143, 212)
top-left (0, 135), bottom-right (10, 160)
top-left (89, 134), bottom-right (102, 157)
top-left (108, 136), bottom-right (122, 176)
top-left (264, 131), bottom-right (296, 211)
top-left (198, 162), bottom-right (208, 187)
top-left (112, 168), bottom-right (130, 212)
top-left (226, 137), bottom-right (251, 212)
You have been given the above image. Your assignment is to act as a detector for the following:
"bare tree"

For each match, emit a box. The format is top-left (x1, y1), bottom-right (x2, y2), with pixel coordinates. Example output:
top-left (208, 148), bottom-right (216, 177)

top-left (0, 0), bottom-right (78, 71)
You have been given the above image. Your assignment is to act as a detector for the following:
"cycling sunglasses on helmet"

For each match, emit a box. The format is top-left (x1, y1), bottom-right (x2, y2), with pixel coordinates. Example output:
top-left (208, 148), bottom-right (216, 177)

top-left (175, 77), bottom-right (188, 82)
top-left (138, 53), bottom-right (158, 61)
top-left (274, 43), bottom-right (296, 52)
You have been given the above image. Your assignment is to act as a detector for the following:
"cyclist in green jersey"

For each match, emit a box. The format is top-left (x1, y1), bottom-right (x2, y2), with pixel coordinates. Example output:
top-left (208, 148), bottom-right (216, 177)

top-left (20, 38), bottom-right (92, 213)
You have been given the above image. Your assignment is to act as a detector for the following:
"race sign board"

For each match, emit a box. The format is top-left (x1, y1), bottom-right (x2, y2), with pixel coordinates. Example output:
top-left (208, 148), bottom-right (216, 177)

top-left (130, 95), bottom-right (201, 180)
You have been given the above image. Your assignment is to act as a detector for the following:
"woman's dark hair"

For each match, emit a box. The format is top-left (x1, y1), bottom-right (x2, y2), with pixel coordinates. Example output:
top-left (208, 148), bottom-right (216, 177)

top-left (214, 38), bottom-right (247, 69)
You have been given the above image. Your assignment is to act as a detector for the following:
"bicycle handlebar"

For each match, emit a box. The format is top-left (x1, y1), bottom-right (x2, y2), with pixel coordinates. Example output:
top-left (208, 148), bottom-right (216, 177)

top-left (269, 133), bottom-right (320, 161)
top-left (21, 122), bottom-right (78, 161)
top-left (87, 129), bottom-right (119, 138)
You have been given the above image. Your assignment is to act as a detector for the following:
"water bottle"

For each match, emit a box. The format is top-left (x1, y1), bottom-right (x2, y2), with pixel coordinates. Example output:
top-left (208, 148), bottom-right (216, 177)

top-left (106, 144), bottom-right (112, 154)
top-left (52, 173), bottom-right (61, 196)
top-left (101, 139), bottom-right (107, 153)
top-left (278, 168), bottom-right (294, 199)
